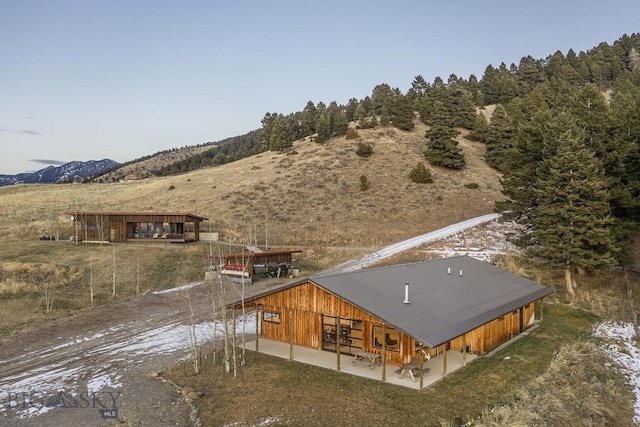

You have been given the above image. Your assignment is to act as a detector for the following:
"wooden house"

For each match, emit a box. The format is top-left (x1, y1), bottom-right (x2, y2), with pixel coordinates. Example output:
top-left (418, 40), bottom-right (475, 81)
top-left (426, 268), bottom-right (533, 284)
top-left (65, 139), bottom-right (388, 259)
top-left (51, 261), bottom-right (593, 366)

top-left (66, 211), bottom-right (208, 243)
top-left (237, 256), bottom-right (553, 367)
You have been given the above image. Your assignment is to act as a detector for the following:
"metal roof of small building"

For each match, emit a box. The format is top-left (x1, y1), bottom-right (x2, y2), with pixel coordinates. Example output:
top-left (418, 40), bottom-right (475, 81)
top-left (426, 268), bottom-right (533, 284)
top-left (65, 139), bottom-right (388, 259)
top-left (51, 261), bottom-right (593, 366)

top-left (310, 256), bottom-right (553, 348)
top-left (65, 211), bottom-right (208, 221)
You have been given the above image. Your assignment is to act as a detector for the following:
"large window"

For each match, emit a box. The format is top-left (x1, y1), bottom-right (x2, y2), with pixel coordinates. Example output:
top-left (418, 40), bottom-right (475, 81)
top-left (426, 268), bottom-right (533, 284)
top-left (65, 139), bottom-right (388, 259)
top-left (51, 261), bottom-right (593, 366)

top-left (372, 326), bottom-right (400, 351)
top-left (321, 315), bottom-right (362, 355)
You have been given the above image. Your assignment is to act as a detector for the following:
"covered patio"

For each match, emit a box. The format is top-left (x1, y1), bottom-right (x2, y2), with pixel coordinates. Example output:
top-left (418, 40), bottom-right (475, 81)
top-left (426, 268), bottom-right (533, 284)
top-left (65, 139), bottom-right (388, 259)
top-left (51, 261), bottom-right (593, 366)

top-left (244, 337), bottom-right (478, 390)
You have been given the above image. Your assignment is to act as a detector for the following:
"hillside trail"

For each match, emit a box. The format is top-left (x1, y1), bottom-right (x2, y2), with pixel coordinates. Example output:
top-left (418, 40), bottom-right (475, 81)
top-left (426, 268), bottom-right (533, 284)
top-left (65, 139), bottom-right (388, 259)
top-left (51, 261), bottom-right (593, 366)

top-left (0, 214), bottom-right (500, 426)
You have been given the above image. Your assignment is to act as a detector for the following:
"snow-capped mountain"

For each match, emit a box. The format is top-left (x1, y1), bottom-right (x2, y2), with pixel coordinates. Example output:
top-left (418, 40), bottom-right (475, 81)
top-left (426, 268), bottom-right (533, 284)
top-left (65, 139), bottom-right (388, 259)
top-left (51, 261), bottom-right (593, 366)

top-left (0, 159), bottom-right (120, 187)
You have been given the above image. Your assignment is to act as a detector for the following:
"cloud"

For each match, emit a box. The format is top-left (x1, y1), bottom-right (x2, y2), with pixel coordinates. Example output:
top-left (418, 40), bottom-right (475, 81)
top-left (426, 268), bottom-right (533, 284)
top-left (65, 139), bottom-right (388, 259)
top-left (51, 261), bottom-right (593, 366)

top-left (0, 128), bottom-right (43, 135)
top-left (31, 159), bottom-right (67, 166)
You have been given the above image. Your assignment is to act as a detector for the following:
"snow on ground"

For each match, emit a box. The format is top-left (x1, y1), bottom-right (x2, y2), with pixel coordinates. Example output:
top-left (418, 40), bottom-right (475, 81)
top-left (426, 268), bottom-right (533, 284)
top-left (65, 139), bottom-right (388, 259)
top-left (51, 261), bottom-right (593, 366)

top-left (152, 281), bottom-right (203, 294)
top-left (0, 316), bottom-right (257, 419)
top-left (422, 217), bottom-right (521, 262)
top-left (593, 322), bottom-right (640, 424)
top-left (333, 213), bottom-right (501, 272)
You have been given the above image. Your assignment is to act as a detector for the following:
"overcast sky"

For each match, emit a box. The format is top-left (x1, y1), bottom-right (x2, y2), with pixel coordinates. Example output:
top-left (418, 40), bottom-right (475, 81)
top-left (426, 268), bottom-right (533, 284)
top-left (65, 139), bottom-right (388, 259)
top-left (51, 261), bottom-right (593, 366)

top-left (1, 1), bottom-right (638, 175)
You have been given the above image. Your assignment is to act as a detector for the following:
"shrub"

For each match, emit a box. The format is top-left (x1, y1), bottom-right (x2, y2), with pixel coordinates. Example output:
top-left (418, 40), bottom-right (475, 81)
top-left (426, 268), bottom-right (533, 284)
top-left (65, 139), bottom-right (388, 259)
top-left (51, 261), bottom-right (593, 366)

top-left (359, 174), bottom-right (370, 191)
top-left (409, 162), bottom-right (433, 184)
top-left (356, 142), bottom-right (373, 158)
top-left (168, 185), bottom-right (176, 190)
top-left (345, 128), bottom-right (359, 140)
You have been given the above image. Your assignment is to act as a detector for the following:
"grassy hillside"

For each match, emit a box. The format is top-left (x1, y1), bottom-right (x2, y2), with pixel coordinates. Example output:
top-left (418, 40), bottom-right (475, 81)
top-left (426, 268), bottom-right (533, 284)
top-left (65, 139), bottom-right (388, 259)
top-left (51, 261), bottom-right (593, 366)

top-left (0, 122), bottom-right (502, 247)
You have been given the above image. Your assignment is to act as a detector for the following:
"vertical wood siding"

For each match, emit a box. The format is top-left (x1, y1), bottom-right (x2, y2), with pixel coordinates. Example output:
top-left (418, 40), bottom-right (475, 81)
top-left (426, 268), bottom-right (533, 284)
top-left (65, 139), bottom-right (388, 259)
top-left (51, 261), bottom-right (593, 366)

top-left (247, 281), bottom-right (544, 364)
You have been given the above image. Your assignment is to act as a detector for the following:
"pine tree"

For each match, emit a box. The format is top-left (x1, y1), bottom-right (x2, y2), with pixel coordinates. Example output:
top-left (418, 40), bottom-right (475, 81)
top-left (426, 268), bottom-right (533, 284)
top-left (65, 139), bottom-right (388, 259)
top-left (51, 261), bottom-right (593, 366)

top-left (269, 117), bottom-right (293, 151)
top-left (523, 124), bottom-right (617, 300)
top-left (409, 162), bottom-right (433, 183)
top-left (379, 106), bottom-right (391, 127)
top-left (327, 101), bottom-right (348, 136)
top-left (314, 112), bottom-right (330, 143)
top-left (424, 105), bottom-right (465, 169)
top-left (389, 95), bottom-right (415, 130)
top-left (470, 112), bottom-right (489, 142)
top-left (301, 101), bottom-right (317, 136)
top-left (484, 105), bottom-right (516, 171)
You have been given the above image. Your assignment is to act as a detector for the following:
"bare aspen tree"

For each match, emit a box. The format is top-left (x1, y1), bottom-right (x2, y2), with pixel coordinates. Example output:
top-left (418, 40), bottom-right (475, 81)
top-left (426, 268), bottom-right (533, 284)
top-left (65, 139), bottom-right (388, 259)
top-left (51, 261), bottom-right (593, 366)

top-left (220, 263), bottom-right (230, 373)
top-left (89, 258), bottom-right (94, 307)
top-left (136, 256), bottom-right (140, 296)
top-left (186, 292), bottom-right (200, 374)
top-left (210, 241), bottom-right (231, 373)
top-left (264, 210), bottom-right (268, 250)
top-left (626, 272), bottom-right (639, 340)
top-left (34, 268), bottom-right (56, 313)
top-left (111, 242), bottom-right (116, 297)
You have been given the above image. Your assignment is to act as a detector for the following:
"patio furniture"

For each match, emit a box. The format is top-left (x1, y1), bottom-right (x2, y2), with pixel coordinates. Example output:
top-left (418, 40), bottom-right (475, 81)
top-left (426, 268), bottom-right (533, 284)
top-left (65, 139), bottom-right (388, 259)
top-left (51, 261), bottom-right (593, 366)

top-left (352, 351), bottom-right (381, 369)
top-left (397, 360), bottom-right (430, 382)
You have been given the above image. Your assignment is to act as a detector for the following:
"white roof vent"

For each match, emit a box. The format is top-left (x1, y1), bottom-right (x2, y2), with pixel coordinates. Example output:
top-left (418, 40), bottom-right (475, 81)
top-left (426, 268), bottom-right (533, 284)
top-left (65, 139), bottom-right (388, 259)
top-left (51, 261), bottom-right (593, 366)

top-left (403, 282), bottom-right (410, 304)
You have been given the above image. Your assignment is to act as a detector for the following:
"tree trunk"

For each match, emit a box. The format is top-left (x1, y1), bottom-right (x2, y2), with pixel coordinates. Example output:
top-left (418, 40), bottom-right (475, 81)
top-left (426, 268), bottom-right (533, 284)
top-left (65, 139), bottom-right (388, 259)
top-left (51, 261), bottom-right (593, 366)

top-left (565, 263), bottom-right (576, 301)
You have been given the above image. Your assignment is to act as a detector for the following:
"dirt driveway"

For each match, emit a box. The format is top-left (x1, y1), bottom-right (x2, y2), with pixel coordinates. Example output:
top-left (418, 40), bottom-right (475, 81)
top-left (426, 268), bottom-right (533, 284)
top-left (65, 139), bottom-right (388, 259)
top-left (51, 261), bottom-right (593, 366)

top-left (0, 277), bottom-right (285, 426)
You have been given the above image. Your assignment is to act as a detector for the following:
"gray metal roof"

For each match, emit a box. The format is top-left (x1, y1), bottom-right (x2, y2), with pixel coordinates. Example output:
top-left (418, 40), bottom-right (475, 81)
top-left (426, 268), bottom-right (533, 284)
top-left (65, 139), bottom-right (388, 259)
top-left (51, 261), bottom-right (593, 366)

top-left (311, 256), bottom-right (553, 348)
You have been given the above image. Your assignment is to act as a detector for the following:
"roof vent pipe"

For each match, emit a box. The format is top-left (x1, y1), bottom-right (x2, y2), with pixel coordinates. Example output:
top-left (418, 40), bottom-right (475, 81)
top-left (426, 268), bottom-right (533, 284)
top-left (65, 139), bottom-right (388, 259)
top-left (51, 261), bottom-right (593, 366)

top-left (403, 282), bottom-right (410, 304)
top-left (460, 269), bottom-right (463, 277)
top-left (447, 267), bottom-right (451, 275)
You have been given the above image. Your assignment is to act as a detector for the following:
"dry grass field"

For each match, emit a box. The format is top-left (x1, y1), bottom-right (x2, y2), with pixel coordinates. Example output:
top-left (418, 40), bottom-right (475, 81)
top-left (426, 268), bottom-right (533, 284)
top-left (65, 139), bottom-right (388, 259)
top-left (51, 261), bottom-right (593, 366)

top-left (0, 123), bottom-right (501, 336)
top-left (0, 122), bottom-right (502, 246)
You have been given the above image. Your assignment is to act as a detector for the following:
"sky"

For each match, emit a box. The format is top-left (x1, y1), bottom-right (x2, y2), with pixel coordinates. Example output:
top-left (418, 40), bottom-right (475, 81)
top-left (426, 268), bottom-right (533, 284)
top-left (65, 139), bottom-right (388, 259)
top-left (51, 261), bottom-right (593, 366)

top-left (1, 1), bottom-right (639, 175)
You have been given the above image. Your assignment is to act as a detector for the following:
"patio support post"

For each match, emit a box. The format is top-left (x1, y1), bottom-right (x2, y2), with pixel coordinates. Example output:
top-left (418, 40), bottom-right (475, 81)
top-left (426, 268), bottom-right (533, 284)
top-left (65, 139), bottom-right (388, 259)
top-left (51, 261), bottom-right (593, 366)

top-left (539, 299), bottom-right (544, 321)
top-left (255, 305), bottom-right (259, 355)
top-left (442, 344), bottom-right (447, 378)
top-left (381, 324), bottom-right (387, 382)
top-left (336, 317), bottom-right (341, 371)
top-left (289, 308), bottom-right (294, 361)
top-left (462, 333), bottom-right (467, 366)
top-left (419, 343), bottom-right (424, 390)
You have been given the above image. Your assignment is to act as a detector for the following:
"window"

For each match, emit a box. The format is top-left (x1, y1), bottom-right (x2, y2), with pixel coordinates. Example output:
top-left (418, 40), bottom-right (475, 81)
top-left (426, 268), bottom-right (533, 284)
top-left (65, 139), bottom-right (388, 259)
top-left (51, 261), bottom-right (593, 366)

top-left (321, 315), bottom-right (362, 355)
top-left (372, 326), bottom-right (400, 351)
top-left (263, 310), bottom-right (281, 323)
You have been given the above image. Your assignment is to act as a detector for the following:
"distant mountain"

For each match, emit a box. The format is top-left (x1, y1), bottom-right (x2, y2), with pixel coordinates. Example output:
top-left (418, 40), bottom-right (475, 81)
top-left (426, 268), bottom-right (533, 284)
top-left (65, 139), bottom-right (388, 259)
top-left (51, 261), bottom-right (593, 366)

top-left (0, 159), bottom-right (120, 187)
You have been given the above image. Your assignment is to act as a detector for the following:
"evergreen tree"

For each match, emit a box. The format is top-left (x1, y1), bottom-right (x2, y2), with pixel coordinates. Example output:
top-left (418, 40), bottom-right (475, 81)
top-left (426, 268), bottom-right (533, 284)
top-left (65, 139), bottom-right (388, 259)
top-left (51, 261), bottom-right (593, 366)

top-left (411, 74), bottom-right (430, 98)
top-left (261, 112), bottom-right (278, 146)
top-left (371, 83), bottom-right (395, 115)
top-left (484, 105), bottom-right (516, 171)
top-left (608, 74), bottom-right (640, 227)
top-left (344, 98), bottom-right (360, 122)
top-left (523, 123), bottom-right (617, 300)
top-left (470, 111), bottom-right (489, 142)
top-left (379, 105), bottom-right (391, 127)
top-left (314, 112), bottom-right (330, 143)
top-left (327, 101), bottom-right (348, 136)
top-left (409, 162), bottom-right (433, 183)
top-left (269, 116), bottom-right (293, 151)
top-left (389, 95), bottom-right (415, 130)
top-left (355, 103), bottom-right (370, 128)
top-left (424, 105), bottom-right (464, 169)
top-left (301, 101), bottom-right (317, 136)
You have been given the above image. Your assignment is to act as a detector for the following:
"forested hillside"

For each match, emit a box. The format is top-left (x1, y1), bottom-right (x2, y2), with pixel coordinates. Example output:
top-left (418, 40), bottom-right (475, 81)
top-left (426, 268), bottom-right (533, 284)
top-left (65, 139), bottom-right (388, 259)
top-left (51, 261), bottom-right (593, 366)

top-left (141, 32), bottom-right (640, 298)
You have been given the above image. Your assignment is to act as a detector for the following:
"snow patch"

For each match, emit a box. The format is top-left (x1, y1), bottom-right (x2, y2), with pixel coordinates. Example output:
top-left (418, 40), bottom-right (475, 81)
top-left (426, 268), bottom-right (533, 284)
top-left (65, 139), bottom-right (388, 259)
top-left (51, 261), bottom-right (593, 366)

top-left (0, 315), bottom-right (257, 419)
top-left (152, 281), bottom-right (203, 294)
top-left (593, 321), bottom-right (640, 424)
top-left (87, 373), bottom-right (122, 394)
